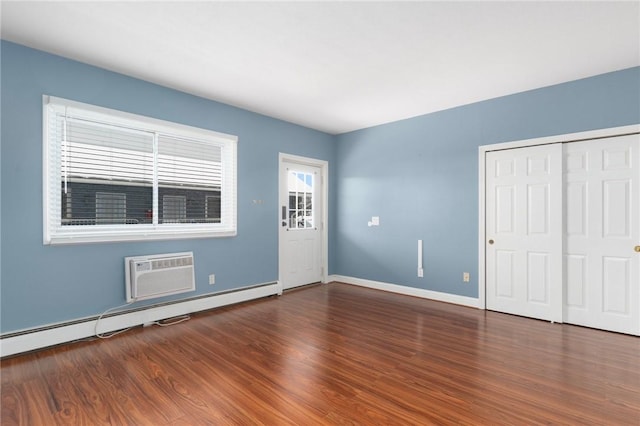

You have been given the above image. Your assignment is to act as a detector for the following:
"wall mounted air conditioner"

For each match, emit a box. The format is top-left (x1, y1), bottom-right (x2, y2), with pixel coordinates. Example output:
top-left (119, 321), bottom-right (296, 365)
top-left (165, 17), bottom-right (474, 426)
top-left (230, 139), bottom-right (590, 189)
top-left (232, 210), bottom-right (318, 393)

top-left (125, 252), bottom-right (195, 303)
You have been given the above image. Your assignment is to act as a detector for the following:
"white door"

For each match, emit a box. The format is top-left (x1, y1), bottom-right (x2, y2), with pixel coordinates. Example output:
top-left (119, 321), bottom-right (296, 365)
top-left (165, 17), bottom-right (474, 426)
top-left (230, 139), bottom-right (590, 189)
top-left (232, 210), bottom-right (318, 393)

top-left (278, 158), bottom-right (323, 290)
top-left (486, 144), bottom-right (563, 322)
top-left (565, 134), bottom-right (640, 335)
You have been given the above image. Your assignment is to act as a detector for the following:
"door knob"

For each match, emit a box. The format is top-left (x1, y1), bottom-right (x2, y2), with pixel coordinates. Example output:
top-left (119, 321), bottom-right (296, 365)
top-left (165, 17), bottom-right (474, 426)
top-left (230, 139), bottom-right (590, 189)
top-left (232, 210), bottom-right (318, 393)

top-left (635, 245), bottom-right (640, 253)
top-left (488, 239), bottom-right (494, 245)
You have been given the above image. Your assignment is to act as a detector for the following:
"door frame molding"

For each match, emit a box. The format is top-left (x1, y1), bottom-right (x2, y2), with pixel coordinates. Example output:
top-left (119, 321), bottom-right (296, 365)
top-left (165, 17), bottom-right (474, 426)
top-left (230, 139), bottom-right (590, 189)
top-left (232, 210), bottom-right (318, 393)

top-left (478, 124), bottom-right (640, 310)
top-left (278, 153), bottom-right (329, 286)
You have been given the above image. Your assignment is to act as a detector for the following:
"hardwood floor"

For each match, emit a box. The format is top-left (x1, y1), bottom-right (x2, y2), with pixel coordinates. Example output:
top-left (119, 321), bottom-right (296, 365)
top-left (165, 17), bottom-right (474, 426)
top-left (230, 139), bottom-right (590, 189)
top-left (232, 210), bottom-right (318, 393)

top-left (2, 282), bottom-right (639, 425)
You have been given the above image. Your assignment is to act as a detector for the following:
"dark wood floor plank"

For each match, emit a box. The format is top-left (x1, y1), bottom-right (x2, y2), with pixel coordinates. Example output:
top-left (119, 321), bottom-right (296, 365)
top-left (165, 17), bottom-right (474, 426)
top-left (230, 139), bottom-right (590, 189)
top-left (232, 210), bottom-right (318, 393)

top-left (0, 383), bottom-right (27, 425)
top-left (2, 282), bottom-right (639, 425)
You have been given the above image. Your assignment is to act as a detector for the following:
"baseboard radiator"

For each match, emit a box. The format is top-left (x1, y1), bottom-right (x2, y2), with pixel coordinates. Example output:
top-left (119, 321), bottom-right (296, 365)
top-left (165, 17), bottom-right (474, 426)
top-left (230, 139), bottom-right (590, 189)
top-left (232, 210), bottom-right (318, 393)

top-left (0, 280), bottom-right (282, 358)
top-left (125, 252), bottom-right (196, 302)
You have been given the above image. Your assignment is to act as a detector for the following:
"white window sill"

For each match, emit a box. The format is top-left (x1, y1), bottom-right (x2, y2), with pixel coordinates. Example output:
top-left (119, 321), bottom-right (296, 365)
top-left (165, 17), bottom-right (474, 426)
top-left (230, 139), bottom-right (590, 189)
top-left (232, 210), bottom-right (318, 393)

top-left (44, 226), bottom-right (237, 245)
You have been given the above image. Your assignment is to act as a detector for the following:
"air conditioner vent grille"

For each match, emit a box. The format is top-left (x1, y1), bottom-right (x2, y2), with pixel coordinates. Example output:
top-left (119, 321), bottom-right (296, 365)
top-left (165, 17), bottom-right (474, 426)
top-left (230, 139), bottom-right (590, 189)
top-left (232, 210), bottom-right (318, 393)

top-left (151, 256), bottom-right (193, 270)
top-left (125, 252), bottom-right (196, 302)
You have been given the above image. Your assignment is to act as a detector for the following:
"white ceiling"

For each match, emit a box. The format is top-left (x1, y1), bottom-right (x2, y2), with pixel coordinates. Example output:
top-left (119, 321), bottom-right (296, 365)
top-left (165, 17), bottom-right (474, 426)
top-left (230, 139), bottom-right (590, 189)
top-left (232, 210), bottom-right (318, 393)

top-left (1, 1), bottom-right (639, 134)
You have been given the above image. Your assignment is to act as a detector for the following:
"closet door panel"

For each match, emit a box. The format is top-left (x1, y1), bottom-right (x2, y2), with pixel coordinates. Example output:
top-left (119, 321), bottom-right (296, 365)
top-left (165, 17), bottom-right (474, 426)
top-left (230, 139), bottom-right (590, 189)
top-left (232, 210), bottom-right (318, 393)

top-left (564, 134), bottom-right (639, 335)
top-left (486, 144), bottom-right (563, 322)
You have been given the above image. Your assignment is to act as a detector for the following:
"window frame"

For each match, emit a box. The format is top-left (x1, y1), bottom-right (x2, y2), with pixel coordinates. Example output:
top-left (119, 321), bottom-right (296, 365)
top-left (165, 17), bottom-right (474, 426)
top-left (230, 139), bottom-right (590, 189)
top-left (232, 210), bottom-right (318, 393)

top-left (43, 95), bottom-right (238, 245)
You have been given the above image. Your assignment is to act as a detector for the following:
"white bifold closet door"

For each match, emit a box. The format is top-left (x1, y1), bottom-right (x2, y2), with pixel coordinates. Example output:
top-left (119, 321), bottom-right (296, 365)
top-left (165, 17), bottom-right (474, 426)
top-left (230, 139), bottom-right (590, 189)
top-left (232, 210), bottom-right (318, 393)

top-left (485, 144), bottom-right (563, 323)
top-left (486, 134), bottom-right (640, 335)
top-left (565, 134), bottom-right (639, 335)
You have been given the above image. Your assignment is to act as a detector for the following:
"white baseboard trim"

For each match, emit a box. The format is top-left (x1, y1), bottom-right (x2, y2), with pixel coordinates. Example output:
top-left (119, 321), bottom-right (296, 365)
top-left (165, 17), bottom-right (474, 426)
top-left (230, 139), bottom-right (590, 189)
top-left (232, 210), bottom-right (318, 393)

top-left (1, 281), bottom-right (282, 358)
top-left (329, 275), bottom-right (479, 308)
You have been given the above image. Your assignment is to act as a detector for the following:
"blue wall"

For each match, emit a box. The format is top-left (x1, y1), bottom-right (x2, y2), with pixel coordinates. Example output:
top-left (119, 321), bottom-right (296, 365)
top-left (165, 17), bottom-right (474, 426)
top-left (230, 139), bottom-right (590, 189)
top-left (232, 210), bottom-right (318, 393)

top-left (1, 39), bottom-right (639, 334)
top-left (334, 67), bottom-right (640, 297)
top-left (0, 41), bottom-right (336, 332)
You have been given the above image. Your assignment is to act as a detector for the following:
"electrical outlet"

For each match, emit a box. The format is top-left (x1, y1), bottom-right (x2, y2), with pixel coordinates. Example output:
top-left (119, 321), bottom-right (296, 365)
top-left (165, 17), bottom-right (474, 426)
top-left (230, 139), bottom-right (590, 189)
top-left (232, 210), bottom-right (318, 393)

top-left (209, 274), bottom-right (216, 285)
top-left (463, 272), bottom-right (470, 283)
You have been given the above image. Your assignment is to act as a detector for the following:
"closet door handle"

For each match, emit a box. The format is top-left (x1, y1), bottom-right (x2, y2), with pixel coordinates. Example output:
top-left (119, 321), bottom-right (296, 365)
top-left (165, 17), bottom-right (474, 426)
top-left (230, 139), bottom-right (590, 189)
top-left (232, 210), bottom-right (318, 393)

top-left (634, 245), bottom-right (640, 253)
top-left (488, 239), bottom-right (495, 245)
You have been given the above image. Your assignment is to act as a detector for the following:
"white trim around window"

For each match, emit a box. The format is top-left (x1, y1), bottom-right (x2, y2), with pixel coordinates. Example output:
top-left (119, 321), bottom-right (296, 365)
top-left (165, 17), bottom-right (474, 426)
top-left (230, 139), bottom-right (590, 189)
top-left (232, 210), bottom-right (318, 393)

top-left (43, 95), bottom-right (238, 245)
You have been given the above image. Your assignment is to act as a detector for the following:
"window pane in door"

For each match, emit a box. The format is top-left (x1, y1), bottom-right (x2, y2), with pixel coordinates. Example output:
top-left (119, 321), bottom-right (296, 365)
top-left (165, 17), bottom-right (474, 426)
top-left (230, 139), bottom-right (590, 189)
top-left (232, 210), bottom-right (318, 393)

top-left (287, 170), bottom-right (314, 230)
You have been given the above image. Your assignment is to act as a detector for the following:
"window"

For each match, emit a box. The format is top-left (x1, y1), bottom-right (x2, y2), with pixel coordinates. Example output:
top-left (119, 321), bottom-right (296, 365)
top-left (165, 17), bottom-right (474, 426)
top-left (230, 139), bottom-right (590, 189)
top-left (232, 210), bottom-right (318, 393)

top-left (162, 195), bottom-right (186, 223)
top-left (288, 171), bottom-right (314, 229)
top-left (205, 195), bottom-right (221, 222)
top-left (43, 96), bottom-right (237, 244)
top-left (96, 192), bottom-right (126, 224)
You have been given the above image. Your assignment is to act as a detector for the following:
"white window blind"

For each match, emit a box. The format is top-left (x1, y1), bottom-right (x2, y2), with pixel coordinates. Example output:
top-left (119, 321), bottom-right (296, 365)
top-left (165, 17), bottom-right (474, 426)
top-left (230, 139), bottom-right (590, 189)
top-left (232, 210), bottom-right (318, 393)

top-left (158, 135), bottom-right (222, 189)
top-left (43, 96), bottom-right (237, 244)
top-left (64, 118), bottom-right (154, 184)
